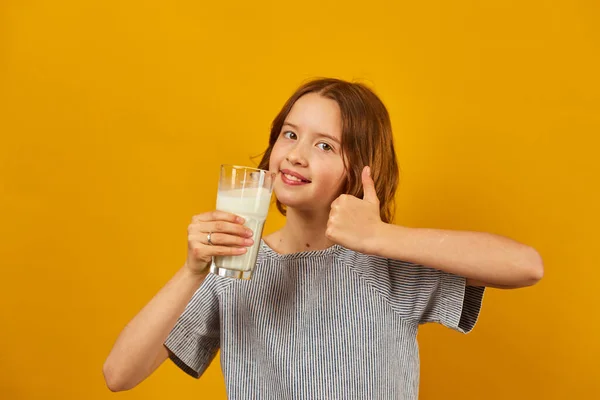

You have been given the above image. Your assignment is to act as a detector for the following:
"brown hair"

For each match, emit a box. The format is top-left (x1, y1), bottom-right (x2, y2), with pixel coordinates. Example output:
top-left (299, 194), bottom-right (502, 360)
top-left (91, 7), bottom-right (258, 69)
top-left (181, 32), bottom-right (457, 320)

top-left (256, 78), bottom-right (399, 223)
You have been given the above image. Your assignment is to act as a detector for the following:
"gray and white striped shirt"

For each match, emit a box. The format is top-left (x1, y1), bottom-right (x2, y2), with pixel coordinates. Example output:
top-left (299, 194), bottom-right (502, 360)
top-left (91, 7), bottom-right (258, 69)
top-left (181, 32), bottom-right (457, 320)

top-left (165, 239), bottom-right (485, 399)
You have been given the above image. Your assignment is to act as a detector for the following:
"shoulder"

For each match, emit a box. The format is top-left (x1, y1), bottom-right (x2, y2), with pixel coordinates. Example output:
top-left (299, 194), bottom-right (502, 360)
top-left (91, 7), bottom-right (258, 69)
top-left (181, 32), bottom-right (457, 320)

top-left (336, 247), bottom-right (439, 292)
top-left (334, 246), bottom-right (397, 289)
top-left (335, 245), bottom-right (419, 273)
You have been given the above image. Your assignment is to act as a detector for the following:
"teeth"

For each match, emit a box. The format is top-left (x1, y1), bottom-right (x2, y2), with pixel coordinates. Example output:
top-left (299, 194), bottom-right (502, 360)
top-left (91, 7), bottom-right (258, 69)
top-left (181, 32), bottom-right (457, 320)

top-left (284, 173), bottom-right (303, 182)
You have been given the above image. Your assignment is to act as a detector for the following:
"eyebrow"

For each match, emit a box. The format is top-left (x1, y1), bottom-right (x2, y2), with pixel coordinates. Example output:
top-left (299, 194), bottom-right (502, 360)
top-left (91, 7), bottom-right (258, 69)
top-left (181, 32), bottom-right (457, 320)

top-left (282, 122), bottom-right (341, 145)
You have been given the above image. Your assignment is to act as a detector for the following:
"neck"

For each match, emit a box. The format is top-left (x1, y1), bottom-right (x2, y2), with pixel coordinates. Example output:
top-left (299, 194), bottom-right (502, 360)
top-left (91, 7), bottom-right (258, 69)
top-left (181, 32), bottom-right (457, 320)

top-left (270, 207), bottom-right (336, 254)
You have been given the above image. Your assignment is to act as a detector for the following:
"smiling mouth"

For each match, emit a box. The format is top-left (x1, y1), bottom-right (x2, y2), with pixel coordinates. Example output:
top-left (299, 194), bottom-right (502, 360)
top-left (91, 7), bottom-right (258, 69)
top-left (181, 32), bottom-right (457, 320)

top-left (281, 172), bottom-right (311, 183)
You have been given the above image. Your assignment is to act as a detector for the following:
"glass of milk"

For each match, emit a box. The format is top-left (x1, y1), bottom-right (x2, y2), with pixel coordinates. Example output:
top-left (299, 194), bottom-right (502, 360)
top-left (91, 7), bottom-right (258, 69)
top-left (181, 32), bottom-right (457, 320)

top-left (210, 164), bottom-right (276, 279)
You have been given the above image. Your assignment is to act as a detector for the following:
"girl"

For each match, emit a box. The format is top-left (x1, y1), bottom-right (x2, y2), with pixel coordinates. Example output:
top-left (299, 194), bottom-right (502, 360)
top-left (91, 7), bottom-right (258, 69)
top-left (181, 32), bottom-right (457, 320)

top-left (103, 78), bottom-right (544, 399)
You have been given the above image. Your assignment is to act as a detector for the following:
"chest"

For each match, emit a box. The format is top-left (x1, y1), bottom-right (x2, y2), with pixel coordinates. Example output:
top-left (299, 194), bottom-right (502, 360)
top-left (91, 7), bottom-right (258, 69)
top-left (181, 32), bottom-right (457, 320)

top-left (220, 264), bottom-right (413, 344)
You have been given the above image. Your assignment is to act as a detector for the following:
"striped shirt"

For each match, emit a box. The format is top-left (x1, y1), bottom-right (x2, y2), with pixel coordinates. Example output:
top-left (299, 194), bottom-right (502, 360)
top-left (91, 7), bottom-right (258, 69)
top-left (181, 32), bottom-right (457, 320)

top-left (165, 239), bottom-right (485, 399)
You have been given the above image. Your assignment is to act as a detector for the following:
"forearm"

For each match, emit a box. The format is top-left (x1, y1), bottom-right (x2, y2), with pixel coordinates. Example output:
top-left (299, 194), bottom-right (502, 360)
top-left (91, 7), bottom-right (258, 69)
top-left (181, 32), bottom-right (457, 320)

top-left (103, 265), bottom-right (206, 391)
top-left (370, 224), bottom-right (544, 288)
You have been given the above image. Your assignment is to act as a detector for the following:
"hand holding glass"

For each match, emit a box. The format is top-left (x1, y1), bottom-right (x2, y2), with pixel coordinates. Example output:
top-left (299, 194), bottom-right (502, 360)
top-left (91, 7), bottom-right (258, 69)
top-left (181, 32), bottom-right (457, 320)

top-left (210, 165), bottom-right (275, 279)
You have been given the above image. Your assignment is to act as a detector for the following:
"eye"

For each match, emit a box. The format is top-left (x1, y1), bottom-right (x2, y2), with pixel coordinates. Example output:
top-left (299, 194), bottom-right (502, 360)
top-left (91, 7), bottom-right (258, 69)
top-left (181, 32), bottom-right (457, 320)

top-left (317, 142), bottom-right (333, 152)
top-left (282, 131), bottom-right (297, 139)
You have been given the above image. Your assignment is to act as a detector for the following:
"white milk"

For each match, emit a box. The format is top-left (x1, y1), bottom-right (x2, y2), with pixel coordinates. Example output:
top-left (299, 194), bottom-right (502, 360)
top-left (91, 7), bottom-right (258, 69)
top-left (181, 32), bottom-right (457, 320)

top-left (213, 187), bottom-right (272, 273)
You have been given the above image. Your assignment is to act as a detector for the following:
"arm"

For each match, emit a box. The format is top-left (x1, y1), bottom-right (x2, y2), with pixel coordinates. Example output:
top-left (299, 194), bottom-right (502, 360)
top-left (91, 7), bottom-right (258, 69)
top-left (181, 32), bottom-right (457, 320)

top-left (102, 265), bottom-right (206, 392)
top-left (327, 167), bottom-right (543, 289)
top-left (369, 224), bottom-right (544, 289)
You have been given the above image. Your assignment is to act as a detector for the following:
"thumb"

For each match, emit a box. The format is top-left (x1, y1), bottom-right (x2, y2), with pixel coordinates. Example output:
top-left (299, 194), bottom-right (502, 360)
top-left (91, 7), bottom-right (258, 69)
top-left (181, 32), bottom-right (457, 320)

top-left (362, 166), bottom-right (379, 204)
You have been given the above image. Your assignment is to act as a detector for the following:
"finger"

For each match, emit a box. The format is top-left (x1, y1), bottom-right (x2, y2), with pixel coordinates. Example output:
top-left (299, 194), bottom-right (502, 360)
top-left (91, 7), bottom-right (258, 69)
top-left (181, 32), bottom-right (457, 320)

top-left (193, 211), bottom-right (245, 224)
top-left (192, 244), bottom-right (247, 257)
top-left (361, 166), bottom-right (379, 204)
top-left (211, 246), bottom-right (247, 256)
top-left (188, 233), bottom-right (254, 247)
top-left (212, 220), bottom-right (254, 237)
top-left (189, 220), bottom-right (253, 237)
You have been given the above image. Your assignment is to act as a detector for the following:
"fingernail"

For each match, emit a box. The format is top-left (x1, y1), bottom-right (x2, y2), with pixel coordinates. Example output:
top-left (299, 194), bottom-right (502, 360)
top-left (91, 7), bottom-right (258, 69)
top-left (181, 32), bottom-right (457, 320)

top-left (245, 238), bottom-right (254, 245)
top-left (237, 216), bottom-right (245, 223)
top-left (246, 229), bottom-right (253, 237)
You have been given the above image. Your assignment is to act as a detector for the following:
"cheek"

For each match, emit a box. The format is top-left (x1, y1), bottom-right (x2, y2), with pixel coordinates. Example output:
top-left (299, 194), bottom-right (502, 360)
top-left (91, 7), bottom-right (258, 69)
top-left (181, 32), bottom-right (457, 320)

top-left (268, 145), bottom-right (282, 171)
top-left (270, 139), bottom-right (287, 160)
top-left (330, 160), bottom-right (347, 181)
top-left (333, 167), bottom-right (349, 195)
top-left (267, 155), bottom-right (277, 174)
top-left (320, 165), bottom-right (347, 193)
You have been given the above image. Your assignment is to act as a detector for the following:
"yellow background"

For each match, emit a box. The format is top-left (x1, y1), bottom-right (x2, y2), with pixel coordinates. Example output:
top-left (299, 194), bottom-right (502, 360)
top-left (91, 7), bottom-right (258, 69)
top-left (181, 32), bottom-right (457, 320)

top-left (1, 0), bottom-right (598, 399)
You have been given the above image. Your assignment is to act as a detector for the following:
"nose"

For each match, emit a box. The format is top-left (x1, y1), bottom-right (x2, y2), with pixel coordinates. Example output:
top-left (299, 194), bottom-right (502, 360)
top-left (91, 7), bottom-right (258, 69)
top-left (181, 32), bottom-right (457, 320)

top-left (285, 142), bottom-right (308, 167)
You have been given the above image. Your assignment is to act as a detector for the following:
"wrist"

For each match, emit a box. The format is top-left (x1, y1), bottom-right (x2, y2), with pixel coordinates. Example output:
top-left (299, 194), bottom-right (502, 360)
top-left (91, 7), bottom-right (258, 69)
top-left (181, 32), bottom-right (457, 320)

top-left (182, 262), bottom-right (210, 282)
top-left (367, 222), bottom-right (389, 255)
top-left (368, 222), bottom-right (409, 257)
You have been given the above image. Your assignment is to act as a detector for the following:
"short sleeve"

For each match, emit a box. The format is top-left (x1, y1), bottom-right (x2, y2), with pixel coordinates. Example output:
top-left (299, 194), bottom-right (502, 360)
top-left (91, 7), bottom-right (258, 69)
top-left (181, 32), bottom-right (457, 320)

top-left (164, 273), bottom-right (223, 378)
top-left (387, 259), bottom-right (485, 333)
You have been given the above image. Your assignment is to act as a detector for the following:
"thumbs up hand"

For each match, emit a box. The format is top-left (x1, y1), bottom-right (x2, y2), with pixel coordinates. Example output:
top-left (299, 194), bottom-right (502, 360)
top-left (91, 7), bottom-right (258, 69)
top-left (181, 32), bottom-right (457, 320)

top-left (326, 166), bottom-right (385, 254)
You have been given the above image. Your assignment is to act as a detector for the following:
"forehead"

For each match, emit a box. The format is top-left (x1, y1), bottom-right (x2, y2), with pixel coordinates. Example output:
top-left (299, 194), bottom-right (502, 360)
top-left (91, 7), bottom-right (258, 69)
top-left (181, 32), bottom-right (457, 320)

top-left (286, 93), bottom-right (342, 138)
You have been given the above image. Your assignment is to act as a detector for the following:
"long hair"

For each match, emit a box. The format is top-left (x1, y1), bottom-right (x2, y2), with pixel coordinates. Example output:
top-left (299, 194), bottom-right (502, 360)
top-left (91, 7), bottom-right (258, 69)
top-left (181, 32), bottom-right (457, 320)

top-left (256, 78), bottom-right (399, 223)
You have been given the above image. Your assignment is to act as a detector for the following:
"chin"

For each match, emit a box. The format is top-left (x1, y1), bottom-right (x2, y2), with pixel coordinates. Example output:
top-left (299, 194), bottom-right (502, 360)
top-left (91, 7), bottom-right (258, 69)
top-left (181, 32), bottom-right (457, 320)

top-left (274, 192), bottom-right (307, 208)
top-left (277, 195), bottom-right (330, 214)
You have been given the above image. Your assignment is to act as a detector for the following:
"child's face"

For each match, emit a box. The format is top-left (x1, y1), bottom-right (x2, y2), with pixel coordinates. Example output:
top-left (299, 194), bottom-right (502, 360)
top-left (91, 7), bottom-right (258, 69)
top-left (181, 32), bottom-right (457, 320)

top-left (269, 92), bottom-right (347, 214)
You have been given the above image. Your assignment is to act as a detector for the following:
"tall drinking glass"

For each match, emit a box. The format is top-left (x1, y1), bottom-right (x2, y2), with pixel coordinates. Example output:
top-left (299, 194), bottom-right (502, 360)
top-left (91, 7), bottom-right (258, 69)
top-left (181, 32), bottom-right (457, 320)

top-left (210, 164), bottom-right (276, 279)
